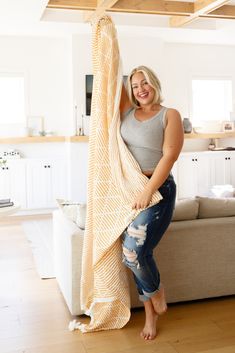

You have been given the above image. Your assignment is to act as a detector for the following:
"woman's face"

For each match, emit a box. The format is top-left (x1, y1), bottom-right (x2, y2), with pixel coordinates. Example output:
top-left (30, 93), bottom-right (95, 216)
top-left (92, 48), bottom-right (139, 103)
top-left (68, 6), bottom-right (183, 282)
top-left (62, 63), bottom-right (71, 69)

top-left (131, 72), bottom-right (155, 106)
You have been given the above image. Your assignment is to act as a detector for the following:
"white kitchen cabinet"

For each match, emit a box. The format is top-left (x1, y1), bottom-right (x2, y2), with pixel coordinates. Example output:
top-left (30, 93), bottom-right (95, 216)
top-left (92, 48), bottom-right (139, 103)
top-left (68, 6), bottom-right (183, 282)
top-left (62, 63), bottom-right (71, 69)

top-left (0, 163), bottom-right (11, 200)
top-left (210, 152), bottom-right (235, 187)
top-left (0, 160), bottom-right (27, 207)
top-left (230, 155), bottom-right (235, 186)
top-left (26, 159), bottom-right (68, 209)
top-left (0, 157), bottom-right (68, 211)
top-left (176, 153), bottom-right (211, 199)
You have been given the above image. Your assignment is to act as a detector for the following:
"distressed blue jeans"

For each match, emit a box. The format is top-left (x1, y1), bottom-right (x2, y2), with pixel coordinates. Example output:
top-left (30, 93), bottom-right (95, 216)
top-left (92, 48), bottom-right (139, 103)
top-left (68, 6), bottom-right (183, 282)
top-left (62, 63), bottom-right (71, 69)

top-left (122, 175), bottom-right (176, 302)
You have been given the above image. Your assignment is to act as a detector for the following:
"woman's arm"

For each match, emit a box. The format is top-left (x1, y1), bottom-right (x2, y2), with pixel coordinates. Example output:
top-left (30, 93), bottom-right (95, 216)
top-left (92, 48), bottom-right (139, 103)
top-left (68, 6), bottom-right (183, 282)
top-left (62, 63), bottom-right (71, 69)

top-left (120, 82), bottom-right (132, 116)
top-left (132, 109), bottom-right (184, 209)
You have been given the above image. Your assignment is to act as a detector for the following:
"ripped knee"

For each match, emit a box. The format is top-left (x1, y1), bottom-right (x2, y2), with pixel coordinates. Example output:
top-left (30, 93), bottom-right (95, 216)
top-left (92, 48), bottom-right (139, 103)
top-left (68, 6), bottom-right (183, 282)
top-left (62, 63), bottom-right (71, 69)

top-left (122, 223), bottom-right (148, 269)
top-left (122, 246), bottom-right (139, 268)
top-left (127, 223), bottom-right (147, 246)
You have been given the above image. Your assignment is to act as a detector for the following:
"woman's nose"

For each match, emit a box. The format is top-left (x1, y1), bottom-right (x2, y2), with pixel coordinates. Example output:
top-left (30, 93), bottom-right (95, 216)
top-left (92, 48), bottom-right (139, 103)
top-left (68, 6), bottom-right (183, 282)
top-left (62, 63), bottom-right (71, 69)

top-left (138, 84), bottom-right (145, 92)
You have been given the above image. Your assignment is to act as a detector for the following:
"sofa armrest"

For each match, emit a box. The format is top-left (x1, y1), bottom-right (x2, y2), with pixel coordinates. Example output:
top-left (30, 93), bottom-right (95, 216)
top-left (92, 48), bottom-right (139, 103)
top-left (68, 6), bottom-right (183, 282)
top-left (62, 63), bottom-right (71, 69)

top-left (53, 209), bottom-right (84, 315)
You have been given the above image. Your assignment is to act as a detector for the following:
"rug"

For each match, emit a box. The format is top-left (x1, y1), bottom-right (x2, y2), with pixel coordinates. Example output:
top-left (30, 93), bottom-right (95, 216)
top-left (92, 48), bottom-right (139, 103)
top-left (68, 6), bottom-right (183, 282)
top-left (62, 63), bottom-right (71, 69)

top-left (22, 218), bottom-right (55, 279)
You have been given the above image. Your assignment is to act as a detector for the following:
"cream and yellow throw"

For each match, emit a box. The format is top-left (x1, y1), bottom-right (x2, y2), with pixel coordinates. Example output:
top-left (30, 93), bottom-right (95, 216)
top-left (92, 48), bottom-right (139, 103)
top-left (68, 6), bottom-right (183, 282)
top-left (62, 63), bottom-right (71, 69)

top-left (77, 15), bottom-right (162, 333)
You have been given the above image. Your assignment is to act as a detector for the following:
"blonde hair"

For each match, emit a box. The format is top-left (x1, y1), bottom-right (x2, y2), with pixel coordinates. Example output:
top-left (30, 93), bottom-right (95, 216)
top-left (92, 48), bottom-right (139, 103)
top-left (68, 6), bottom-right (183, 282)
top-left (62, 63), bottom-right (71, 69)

top-left (126, 66), bottom-right (163, 108)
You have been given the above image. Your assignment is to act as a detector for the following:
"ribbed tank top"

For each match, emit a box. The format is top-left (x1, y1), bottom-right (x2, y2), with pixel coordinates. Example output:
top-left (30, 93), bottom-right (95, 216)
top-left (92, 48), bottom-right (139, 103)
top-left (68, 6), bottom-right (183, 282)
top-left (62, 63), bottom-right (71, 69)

top-left (120, 106), bottom-right (168, 172)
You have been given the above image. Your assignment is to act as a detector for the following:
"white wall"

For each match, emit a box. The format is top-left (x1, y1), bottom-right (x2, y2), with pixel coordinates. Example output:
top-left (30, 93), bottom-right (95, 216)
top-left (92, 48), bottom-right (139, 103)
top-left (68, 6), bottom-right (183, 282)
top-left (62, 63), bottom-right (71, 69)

top-left (70, 34), bottom-right (235, 201)
top-left (163, 42), bottom-right (235, 118)
top-left (1, 33), bottom-right (235, 141)
top-left (72, 33), bottom-right (235, 137)
top-left (0, 36), bottom-right (73, 136)
top-left (163, 42), bottom-right (235, 151)
top-left (1, 32), bottom-right (235, 202)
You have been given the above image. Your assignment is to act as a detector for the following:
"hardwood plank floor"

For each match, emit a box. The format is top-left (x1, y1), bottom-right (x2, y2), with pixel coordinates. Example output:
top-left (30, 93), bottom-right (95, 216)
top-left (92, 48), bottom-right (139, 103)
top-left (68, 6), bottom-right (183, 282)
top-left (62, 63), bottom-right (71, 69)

top-left (1, 216), bottom-right (235, 353)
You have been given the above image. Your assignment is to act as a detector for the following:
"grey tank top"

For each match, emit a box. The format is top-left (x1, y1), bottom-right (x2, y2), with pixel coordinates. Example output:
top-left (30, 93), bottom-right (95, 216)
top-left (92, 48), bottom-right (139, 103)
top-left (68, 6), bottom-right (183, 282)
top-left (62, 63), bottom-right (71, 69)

top-left (120, 106), bottom-right (168, 172)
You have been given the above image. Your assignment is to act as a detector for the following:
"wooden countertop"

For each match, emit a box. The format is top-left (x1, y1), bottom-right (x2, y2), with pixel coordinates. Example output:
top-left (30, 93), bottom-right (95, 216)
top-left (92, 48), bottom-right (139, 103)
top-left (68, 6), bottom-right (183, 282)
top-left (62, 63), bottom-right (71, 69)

top-left (184, 132), bottom-right (235, 139)
top-left (0, 136), bottom-right (66, 144)
top-left (1, 132), bottom-right (235, 144)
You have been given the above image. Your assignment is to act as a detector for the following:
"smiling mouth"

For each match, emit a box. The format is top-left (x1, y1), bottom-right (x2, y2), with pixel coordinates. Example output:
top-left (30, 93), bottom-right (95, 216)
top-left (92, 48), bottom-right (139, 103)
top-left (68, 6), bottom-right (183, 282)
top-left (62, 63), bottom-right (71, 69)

top-left (138, 92), bottom-right (149, 98)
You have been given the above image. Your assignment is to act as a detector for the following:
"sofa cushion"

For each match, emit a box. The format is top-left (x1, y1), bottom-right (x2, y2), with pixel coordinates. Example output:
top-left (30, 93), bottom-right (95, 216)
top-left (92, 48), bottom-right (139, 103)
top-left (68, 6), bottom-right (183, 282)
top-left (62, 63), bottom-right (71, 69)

top-left (197, 196), bottom-right (235, 219)
top-left (172, 198), bottom-right (199, 221)
top-left (56, 199), bottom-right (87, 230)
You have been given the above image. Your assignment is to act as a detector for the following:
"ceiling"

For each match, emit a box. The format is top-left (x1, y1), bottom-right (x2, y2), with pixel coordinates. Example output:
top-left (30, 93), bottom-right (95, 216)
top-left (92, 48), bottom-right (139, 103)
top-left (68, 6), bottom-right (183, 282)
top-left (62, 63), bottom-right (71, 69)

top-left (1, 0), bottom-right (235, 45)
top-left (47, 0), bottom-right (235, 26)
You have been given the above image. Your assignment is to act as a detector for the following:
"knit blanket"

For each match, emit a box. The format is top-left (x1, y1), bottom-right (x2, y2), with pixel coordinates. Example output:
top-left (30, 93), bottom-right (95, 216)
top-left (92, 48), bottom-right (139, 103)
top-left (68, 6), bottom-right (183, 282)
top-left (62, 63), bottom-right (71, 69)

top-left (78, 15), bottom-right (162, 333)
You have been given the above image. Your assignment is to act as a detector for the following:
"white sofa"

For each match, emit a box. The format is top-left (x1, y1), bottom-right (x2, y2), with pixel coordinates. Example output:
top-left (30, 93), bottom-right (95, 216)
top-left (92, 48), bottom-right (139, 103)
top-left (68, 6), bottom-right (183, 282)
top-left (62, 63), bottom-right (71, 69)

top-left (53, 197), bottom-right (235, 316)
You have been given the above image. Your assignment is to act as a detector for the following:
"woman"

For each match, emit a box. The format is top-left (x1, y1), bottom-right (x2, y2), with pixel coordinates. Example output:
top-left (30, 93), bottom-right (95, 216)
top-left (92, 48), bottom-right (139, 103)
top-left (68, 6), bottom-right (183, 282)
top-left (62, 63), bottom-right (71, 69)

top-left (120, 66), bottom-right (184, 340)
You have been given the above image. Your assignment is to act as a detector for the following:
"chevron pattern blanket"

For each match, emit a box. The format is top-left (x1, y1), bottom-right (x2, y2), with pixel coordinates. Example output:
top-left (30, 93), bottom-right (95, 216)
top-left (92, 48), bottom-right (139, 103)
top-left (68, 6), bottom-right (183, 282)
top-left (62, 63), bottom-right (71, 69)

top-left (78, 15), bottom-right (162, 332)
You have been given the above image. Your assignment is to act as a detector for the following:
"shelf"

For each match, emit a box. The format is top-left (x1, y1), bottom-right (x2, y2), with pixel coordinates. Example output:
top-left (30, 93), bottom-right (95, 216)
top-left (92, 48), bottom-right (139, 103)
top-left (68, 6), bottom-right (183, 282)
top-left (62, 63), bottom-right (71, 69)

top-left (1, 132), bottom-right (234, 144)
top-left (69, 134), bottom-right (235, 142)
top-left (184, 132), bottom-right (235, 139)
top-left (0, 136), bottom-right (66, 144)
top-left (66, 136), bottom-right (89, 142)
top-left (0, 136), bottom-right (90, 144)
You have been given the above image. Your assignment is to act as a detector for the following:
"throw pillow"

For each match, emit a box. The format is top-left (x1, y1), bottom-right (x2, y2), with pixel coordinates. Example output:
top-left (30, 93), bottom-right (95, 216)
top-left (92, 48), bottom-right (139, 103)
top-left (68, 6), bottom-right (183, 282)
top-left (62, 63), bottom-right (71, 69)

top-left (56, 199), bottom-right (87, 230)
top-left (197, 196), bottom-right (235, 219)
top-left (172, 198), bottom-right (199, 221)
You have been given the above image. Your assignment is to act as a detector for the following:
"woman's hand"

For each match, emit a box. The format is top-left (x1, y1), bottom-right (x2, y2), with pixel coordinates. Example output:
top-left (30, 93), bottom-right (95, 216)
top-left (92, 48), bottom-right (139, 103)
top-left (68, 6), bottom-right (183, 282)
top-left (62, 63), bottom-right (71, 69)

top-left (132, 188), bottom-right (153, 210)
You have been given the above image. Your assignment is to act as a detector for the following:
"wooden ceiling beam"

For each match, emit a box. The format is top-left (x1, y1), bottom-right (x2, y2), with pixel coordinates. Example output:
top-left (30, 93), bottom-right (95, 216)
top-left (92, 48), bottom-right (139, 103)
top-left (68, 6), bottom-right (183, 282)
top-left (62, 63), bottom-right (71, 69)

top-left (47, 0), bottom-right (235, 21)
top-left (169, 0), bottom-right (230, 27)
top-left (111, 0), bottom-right (194, 16)
top-left (206, 5), bottom-right (235, 18)
top-left (47, 0), bottom-right (194, 15)
top-left (47, 0), bottom-right (96, 10)
top-left (83, 0), bottom-right (119, 22)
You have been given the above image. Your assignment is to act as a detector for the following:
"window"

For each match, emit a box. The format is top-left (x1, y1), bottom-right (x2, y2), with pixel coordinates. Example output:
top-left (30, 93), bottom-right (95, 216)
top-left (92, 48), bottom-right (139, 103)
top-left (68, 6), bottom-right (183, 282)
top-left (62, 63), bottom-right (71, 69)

top-left (191, 78), bottom-right (232, 124)
top-left (0, 73), bottom-right (26, 125)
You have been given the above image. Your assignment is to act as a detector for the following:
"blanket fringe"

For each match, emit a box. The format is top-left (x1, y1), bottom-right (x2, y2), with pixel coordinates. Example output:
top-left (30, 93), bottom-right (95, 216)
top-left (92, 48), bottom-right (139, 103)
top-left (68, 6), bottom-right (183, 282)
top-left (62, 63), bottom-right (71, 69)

top-left (68, 319), bottom-right (83, 332)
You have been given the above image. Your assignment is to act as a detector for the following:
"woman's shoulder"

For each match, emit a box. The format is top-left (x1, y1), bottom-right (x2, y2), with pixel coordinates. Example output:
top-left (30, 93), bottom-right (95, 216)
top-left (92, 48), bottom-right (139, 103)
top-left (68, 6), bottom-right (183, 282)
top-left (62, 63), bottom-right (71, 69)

top-left (121, 106), bottom-right (134, 120)
top-left (163, 108), bottom-right (182, 129)
top-left (165, 108), bottom-right (181, 118)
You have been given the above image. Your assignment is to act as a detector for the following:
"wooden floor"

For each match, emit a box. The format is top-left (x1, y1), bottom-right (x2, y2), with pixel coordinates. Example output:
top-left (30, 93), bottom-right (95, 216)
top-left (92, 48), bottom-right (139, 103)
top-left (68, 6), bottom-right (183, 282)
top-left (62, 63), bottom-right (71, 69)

top-left (1, 217), bottom-right (235, 353)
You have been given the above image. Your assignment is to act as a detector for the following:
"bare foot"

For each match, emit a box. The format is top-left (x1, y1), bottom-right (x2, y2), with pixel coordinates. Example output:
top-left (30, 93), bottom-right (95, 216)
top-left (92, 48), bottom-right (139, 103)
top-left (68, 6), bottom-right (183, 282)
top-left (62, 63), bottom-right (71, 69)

top-left (151, 284), bottom-right (167, 316)
top-left (140, 300), bottom-right (158, 340)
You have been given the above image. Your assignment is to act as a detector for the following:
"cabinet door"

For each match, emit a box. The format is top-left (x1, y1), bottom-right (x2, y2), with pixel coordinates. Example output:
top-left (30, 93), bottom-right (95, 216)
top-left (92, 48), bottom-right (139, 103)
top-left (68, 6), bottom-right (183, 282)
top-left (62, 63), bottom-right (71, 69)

top-left (197, 156), bottom-right (211, 196)
top-left (223, 154), bottom-right (235, 187)
top-left (27, 160), bottom-right (53, 209)
top-left (229, 156), bottom-right (235, 187)
top-left (0, 160), bottom-right (26, 207)
top-left (51, 159), bottom-right (68, 206)
top-left (177, 156), bottom-right (197, 199)
top-left (211, 153), bottom-right (227, 185)
top-left (8, 160), bottom-right (27, 208)
top-left (26, 159), bottom-right (68, 209)
top-left (0, 165), bottom-right (11, 200)
top-left (210, 152), bottom-right (235, 186)
top-left (177, 154), bottom-right (210, 199)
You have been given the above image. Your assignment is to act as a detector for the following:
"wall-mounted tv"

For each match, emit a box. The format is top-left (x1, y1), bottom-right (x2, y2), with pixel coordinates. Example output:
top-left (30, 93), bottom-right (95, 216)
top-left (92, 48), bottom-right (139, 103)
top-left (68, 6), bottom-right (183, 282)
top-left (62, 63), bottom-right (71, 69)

top-left (85, 75), bottom-right (128, 116)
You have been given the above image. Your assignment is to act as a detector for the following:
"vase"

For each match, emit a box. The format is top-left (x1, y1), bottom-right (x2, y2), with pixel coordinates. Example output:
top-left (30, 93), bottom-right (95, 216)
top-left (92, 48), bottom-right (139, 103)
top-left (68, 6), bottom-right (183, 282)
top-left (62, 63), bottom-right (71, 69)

top-left (183, 118), bottom-right (192, 133)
